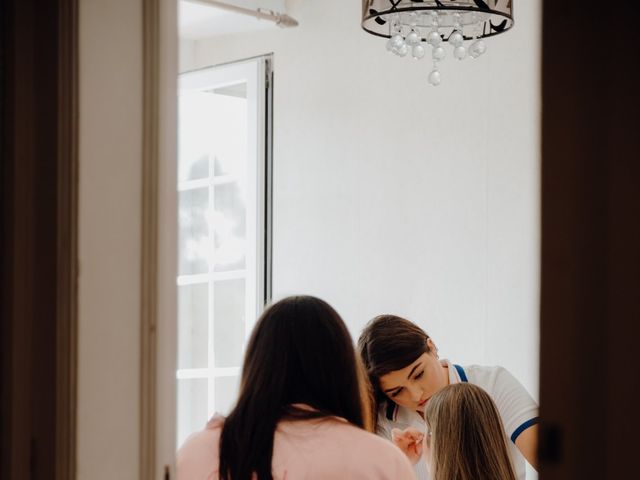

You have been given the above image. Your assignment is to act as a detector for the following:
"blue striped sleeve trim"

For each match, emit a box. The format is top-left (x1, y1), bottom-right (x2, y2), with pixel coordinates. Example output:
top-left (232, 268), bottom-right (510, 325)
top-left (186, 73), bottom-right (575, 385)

top-left (454, 364), bottom-right (468, 382)
top-left (511, 417), bottom-right (540, 443)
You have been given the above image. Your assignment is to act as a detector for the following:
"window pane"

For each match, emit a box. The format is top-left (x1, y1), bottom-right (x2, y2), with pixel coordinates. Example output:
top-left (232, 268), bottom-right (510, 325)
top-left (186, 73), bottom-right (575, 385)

top-left (178, 92), bottom-right (212, 182)
top-left (183, 154), bottom-right (209, 181)
top-left (213, 182), bottom-right (246, 272)
top-left (178, 283), bottom-right (209, 369)
top-left (176, 378), bottom-right (208, 448)
top-left (215, 375), bottom-right (240, 415)
top-left (214, 279), bottom-right (245, 368)
top-left (210, 84), bottom-right (247, 177)
top-left (178, 188), bottom-right (209, 275)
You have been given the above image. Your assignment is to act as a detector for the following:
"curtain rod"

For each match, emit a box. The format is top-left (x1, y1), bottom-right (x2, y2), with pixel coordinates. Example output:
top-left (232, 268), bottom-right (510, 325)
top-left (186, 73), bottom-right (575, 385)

top-left (184, 0), bottom-right (299, 28)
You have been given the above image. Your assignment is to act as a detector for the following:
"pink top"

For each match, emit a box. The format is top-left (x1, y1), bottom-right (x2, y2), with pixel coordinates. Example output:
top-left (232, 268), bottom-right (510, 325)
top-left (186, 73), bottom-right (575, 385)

top-left (177, 412), bottom-right (416, 480)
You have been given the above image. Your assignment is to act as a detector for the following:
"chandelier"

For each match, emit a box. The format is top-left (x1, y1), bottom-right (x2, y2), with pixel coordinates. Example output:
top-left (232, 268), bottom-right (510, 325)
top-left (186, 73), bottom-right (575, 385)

top-left (361, 1), bottom-right (514, 86)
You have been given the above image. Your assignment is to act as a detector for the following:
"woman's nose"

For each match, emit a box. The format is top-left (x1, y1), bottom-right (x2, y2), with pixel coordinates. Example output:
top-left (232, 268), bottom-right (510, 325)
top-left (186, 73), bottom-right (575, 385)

top-left (408, 385), bottom-right (423, 401)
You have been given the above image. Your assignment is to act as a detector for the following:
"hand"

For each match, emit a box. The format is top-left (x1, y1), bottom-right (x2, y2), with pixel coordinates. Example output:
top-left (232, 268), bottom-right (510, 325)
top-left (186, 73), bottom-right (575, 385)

top-left (391, 427), bottom-right (424, 465)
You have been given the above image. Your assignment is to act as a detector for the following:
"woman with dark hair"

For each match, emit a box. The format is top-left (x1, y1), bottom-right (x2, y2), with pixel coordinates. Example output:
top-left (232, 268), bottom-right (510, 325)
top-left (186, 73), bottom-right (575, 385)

top-left (358, 315), bottom-right (538, 480)
top-left (177, 296), bottom-right (415, 480)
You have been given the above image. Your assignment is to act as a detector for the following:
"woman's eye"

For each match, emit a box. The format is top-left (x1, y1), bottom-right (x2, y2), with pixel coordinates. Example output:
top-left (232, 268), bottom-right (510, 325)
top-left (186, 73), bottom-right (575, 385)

top-left (414, 371), bottom-right (424, 380)
top-left (391, 388), bottom-right (402, 398)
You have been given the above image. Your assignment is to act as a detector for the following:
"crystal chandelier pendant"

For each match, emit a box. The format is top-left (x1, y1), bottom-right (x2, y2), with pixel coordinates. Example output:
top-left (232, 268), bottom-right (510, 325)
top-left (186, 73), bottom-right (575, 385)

top-left (428, 68), bottom-right (441, 87)
top-left (361, 0), bottom-right (514, 86)
top-left (412, 44), bottom-right (426, 60)
top-left (469, 39), bottom-right (487, 58)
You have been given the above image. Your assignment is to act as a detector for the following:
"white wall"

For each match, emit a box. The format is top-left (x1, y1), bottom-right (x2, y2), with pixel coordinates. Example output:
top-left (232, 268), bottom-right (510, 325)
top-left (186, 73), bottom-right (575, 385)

top-left (179, 38), bottom-right (195, 74)
top-left (78, 1), bottom-right (142, 479)
top-left (184, 0), bottom-right (541, 402)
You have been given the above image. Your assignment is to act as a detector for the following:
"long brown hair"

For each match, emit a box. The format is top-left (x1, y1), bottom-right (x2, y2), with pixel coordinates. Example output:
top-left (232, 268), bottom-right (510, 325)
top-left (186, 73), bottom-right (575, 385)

top-left (358, 315), bottom-right (432, 430)
top-left (425, 383), bottom-right (517, 480)
top-left (218, 295), bottom-right (373, 480)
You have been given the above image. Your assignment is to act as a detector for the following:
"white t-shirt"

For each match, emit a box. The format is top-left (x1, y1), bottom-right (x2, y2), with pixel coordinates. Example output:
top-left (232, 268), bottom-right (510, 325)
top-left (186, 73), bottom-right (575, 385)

top-left (376, 360), bottom-right (538, 480)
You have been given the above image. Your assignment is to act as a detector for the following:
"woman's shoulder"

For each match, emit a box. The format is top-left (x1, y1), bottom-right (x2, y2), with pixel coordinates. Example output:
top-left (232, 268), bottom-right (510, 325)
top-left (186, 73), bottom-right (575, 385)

top-left (462, 364), bottom-right (526, 392)
top-left (275, 418), bottom-right (415, 478)
top-left (290, 418), bottom-right (410, 459)
top-left (314, 417), bottom-right (398, 447)
top-left (462, 363), bottom-right (508, 375)
top-left (176, 415), bottom-right (224, 480)
top-left (461, 364), bottom-right (538, 435)
top-left (334, 424), bottom-right (416, 477)
top-left (176, 415), bottom-right (414, 480)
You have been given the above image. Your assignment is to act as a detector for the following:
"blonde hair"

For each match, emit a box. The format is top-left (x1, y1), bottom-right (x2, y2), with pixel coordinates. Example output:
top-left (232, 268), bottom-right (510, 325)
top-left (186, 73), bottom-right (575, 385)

top-left (425, 383), bottom-right (517, 480)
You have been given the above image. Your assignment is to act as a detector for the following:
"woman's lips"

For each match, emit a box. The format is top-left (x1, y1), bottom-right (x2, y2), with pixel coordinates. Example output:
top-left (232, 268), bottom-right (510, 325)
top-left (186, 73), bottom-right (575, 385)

top-left (418, 398), bottom-right (429, 407)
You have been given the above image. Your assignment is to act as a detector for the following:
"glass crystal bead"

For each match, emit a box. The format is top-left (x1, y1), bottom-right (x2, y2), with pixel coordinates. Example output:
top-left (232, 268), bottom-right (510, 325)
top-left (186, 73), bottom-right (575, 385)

top-left (469, 39), bottom-right (487, 58)
top-left (432, 46), bottom-right (446, 61)
top-left (453, 45), bottom-right (467, 60)
top-left (428, 69), bottom-right (441, 86)
top-left (449, 31), bottom-right (464, 47)
top-left (427, 30), bottom-right (442, 46)
top-left (391, 34), bottom-right (404, 48)
top-left (412, 45), bottom-right (426, 59)
top-left (406, 30), bottom-right (421, 47)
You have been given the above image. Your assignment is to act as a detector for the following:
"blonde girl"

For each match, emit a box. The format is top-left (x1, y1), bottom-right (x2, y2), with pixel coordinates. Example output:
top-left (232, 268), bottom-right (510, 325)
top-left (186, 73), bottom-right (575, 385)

top-left (394, 383), bottom-right (517, 480)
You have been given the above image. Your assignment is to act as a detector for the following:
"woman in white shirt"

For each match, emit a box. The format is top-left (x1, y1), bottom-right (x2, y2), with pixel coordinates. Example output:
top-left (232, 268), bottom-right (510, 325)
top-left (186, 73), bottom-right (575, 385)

top-left (358, 315), bottom-right (538, 480)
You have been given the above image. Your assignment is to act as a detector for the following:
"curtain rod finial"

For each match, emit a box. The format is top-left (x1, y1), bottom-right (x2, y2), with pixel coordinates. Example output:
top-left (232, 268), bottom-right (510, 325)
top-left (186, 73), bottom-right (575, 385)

top-left (276, 14), bottom-right (298, 28)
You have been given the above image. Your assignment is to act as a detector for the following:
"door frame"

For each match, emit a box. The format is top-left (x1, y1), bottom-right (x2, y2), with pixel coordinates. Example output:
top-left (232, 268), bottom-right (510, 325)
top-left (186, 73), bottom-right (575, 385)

top-left (1, 0), bottom-right (78, 479)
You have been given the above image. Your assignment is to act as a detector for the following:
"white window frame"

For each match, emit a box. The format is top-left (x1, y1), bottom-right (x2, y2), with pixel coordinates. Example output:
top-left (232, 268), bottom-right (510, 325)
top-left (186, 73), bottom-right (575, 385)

top-left (175, 55), bottom-right (273, 443)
